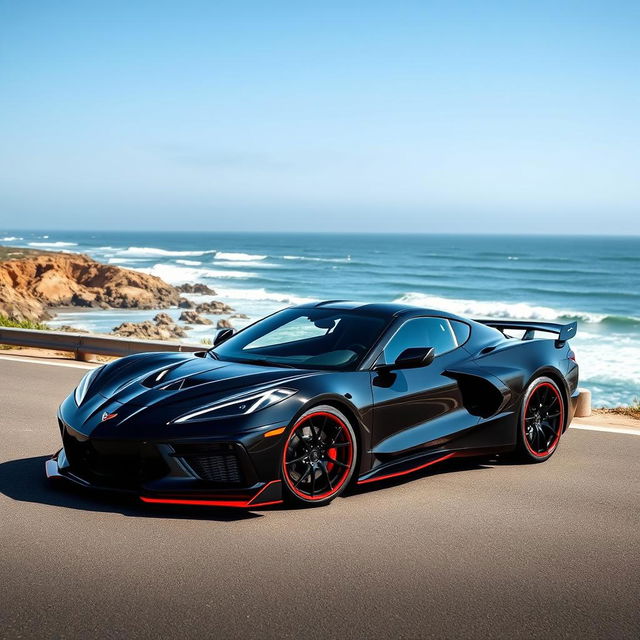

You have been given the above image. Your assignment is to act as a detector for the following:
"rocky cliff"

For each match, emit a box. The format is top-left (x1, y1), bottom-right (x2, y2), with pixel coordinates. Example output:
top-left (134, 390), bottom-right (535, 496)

top-left (0, 248), bottom-right (181, 321)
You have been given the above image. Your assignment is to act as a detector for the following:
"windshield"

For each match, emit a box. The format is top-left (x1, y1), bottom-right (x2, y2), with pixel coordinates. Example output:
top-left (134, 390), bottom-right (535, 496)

top-left (211, 307), bottom-right (389, 370)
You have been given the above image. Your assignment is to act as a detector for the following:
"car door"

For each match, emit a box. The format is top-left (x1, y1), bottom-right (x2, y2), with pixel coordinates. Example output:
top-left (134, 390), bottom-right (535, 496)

top-left (370, 316), bottom-right (476, 455)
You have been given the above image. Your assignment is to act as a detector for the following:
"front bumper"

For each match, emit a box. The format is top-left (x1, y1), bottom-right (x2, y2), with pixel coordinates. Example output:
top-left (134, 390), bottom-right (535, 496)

top-left (46, 451), bottom-right (283, 507)
top-left (48, 415), bottom-right (285, 507)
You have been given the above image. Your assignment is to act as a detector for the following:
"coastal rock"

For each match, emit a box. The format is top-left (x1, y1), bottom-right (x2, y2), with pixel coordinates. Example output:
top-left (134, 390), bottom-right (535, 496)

top-left (195, 301), bottom-right (234, 315)
top-left (56, 325), bottom-right (90, 334)
top-left (178, 297), bottom-right (195, 309)
top-left (0, 286), bottom-right (51, 322)
top-left (179, 311), bottom-right (213, 325)
top-left (176, 283), bottom-right (217, 295)
top-left (229, 313), bottom-right (249, 319)
top-left (0, 248), bottom-right (181, 321)
top-left (216, 318), bottom-right (234, 329)
top-left (112, 316), bottom-right (187, 340)
top-left (70, 292), bottom-right (99, 307)
top-left (153, 313), bottom-right (174, 326)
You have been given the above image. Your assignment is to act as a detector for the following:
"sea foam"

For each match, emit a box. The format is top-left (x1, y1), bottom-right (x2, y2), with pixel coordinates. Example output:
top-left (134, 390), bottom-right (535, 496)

top-left (212, 286), bottom-right (316, 305)
top-left (215, 252), bottom-right (267, 261)
top-left (135, 263), bottom-right (255, 283)
top-left (116, 246), bottom-right (216, 258)
top-left (28, 241), bottom-right (78, 247)
top-left (283, 255), bottom-right (352, 263)
top-left (394, 292), bottom-right (608, 324)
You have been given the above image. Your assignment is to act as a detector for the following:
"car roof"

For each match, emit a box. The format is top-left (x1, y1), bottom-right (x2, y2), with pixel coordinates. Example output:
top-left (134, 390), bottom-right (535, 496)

top-left (294, 300), bottom-right (466, 322)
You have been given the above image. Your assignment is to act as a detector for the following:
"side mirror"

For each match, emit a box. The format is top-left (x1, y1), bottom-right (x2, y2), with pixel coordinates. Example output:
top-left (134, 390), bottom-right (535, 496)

top-left (213, 327), bottom-right (235, 346)
top-left (375, 347), bottom-right (435, 373)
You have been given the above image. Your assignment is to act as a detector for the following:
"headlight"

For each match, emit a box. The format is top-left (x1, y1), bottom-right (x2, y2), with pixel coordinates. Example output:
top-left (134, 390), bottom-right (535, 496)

top-left (173, 388), bottom-right (296, 424)
top-left (74, 366), bottom-right (103, 406)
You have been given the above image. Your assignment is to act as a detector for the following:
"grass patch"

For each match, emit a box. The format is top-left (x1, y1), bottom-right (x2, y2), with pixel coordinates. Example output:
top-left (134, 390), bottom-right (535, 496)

top-left (594, 400), bottom-right (640, 420)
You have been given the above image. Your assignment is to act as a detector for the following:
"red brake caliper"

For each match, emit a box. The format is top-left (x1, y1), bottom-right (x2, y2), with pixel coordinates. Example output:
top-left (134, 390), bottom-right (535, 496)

top-left (326, 447), bottom-right (338, 472)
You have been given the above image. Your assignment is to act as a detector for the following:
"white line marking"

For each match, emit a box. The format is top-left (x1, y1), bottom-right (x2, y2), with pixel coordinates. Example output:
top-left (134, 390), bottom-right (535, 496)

top-left (0, 354), bottom-right (95, 370)
top-left (570, 424), bottom-right (640, 436)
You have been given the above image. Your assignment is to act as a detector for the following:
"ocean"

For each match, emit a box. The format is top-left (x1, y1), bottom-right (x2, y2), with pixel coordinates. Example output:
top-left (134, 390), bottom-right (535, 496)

top-left (2, 231), bottom-right (638, 407)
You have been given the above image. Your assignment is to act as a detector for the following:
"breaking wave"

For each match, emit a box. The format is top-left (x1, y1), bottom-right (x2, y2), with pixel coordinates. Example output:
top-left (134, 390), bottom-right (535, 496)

top-left (213, 286), bottom-right (316, 305)
top-left (28, 241), bottom-right (78, 247)
top-left (394, 293), bottom-right (640, 326)
top-left (215, 252), bottom-right (266, 261)
top-left (115, 246), bottom-right (216, 258)
top-left (283, 255), bottom-right (352, 263)
top-left (176, 259), bottom-right (202, 266)
top-left (135, 263), bottom-right (255, 283)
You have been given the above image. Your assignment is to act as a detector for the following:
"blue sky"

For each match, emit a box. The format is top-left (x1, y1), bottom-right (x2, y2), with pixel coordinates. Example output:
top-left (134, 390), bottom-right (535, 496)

top-left (1, 1), bottom-right (638, 233)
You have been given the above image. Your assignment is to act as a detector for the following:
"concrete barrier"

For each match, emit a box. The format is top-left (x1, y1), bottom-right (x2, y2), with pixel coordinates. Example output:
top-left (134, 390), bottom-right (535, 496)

top-left (575, 388), bottom-right (592, 417)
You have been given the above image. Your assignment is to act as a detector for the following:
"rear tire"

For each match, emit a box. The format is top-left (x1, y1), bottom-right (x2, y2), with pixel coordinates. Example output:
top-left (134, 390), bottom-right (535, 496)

top-left (281, 405), bottom-right (357, 507)
top-left (515, 376), bottom-right (565, 463)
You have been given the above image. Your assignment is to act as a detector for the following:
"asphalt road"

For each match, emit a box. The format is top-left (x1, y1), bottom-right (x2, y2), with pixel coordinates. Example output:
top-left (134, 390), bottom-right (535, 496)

top-left (0, 355), bottom-right (638, 640)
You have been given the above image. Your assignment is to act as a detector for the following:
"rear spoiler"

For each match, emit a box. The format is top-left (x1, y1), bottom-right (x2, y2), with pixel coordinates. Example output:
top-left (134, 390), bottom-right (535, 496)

top-left (474, 319), bottom-right (577, 347)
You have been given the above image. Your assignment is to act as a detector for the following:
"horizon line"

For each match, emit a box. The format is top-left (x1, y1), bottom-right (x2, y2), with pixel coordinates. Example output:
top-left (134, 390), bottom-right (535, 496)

top-left (2, 229), bottom-right (639, 238)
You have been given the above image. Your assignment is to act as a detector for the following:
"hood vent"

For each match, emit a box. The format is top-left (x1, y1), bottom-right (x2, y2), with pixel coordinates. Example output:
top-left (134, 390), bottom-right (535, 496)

top-left (159, 375), bottom-right (213, 391)
top-left (141, 368), bottom-right (173, 388)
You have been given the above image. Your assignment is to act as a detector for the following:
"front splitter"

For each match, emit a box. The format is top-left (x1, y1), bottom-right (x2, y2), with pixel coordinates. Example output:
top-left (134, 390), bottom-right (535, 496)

top-left (45, 453), bottom-right (283, 508)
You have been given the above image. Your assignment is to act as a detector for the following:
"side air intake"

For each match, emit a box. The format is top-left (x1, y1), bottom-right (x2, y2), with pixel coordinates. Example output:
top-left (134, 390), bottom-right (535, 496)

top-left (445, 370), bottom-right (507, 418)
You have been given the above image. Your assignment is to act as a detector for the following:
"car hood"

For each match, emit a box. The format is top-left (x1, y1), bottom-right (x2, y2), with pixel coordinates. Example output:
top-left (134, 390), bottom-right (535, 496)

top-left (92, 353), bottom-right (315, 411)
top-left (61, 352), bottom-right (323, 439)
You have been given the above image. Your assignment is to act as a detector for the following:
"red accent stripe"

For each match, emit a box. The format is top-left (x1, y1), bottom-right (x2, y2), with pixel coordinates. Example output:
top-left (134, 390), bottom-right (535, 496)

top-left (141, 497), bottom-right (257, 507)
top-left (357, 452), bottom-right (457, 485)
top-left (139, 480), bottom-right (282, 508)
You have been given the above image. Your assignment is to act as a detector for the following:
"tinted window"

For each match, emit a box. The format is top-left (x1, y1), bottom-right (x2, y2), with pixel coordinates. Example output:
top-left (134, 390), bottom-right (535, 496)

top-left (213, 308), bottom-right (388, 370)
top-left (450, 320), bottom-right (471, 345)
top-left (248, 316), bottom-right (333, 348)
top-left (381, 317), bottom-right (458, 364)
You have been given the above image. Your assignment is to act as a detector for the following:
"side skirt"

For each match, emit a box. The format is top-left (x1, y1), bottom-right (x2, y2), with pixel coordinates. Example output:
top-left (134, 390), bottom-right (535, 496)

top-left (357, 451), bottom-right (457, 485)
top-left (356, 445), bottom-right (513, 485)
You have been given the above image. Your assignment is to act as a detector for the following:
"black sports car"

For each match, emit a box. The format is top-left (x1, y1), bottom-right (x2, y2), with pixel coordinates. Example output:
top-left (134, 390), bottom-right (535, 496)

top-left (48, 301), bottom-right (579, 507)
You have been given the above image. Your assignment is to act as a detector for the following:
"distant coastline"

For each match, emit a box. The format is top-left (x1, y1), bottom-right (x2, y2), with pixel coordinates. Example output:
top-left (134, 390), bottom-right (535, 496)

top-left (0, 245), bottom-right (240, 341)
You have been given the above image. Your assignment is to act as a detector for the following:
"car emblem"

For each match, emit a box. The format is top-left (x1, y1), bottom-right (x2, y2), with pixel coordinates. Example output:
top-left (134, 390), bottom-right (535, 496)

top-left (101, 411), bottom-right (118, 422)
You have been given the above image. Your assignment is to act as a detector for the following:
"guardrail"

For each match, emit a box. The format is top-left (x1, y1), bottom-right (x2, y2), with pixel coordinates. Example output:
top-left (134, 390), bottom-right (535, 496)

top-left (0, 327), bottom-right (203, 361)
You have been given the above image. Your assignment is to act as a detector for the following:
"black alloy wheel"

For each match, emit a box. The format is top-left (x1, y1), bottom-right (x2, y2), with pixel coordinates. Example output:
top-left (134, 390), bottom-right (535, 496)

top-left (281, 405), bottom-right (357, 505)
top-left (518, 376), bottom-right (565, 462)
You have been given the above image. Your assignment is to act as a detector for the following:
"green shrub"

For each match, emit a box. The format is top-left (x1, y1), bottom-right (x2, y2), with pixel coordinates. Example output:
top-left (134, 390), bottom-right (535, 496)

top-left (0, 315), bottom-right (50, 330)
top-left (0, 315), bottom-right (50, 348)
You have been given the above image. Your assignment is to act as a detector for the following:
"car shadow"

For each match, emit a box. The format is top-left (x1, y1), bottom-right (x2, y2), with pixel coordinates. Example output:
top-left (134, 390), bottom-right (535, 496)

top-left (1, 454), bottom-right (509, 517)
top-left (0, 455), bottom-right (264, 521)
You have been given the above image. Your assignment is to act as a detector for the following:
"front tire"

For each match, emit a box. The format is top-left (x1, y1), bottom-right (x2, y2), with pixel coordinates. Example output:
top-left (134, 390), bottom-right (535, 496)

top-left (516, 376), bottom-right (565, 463)
top-left (281, 405), bottom-right (357, 506)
